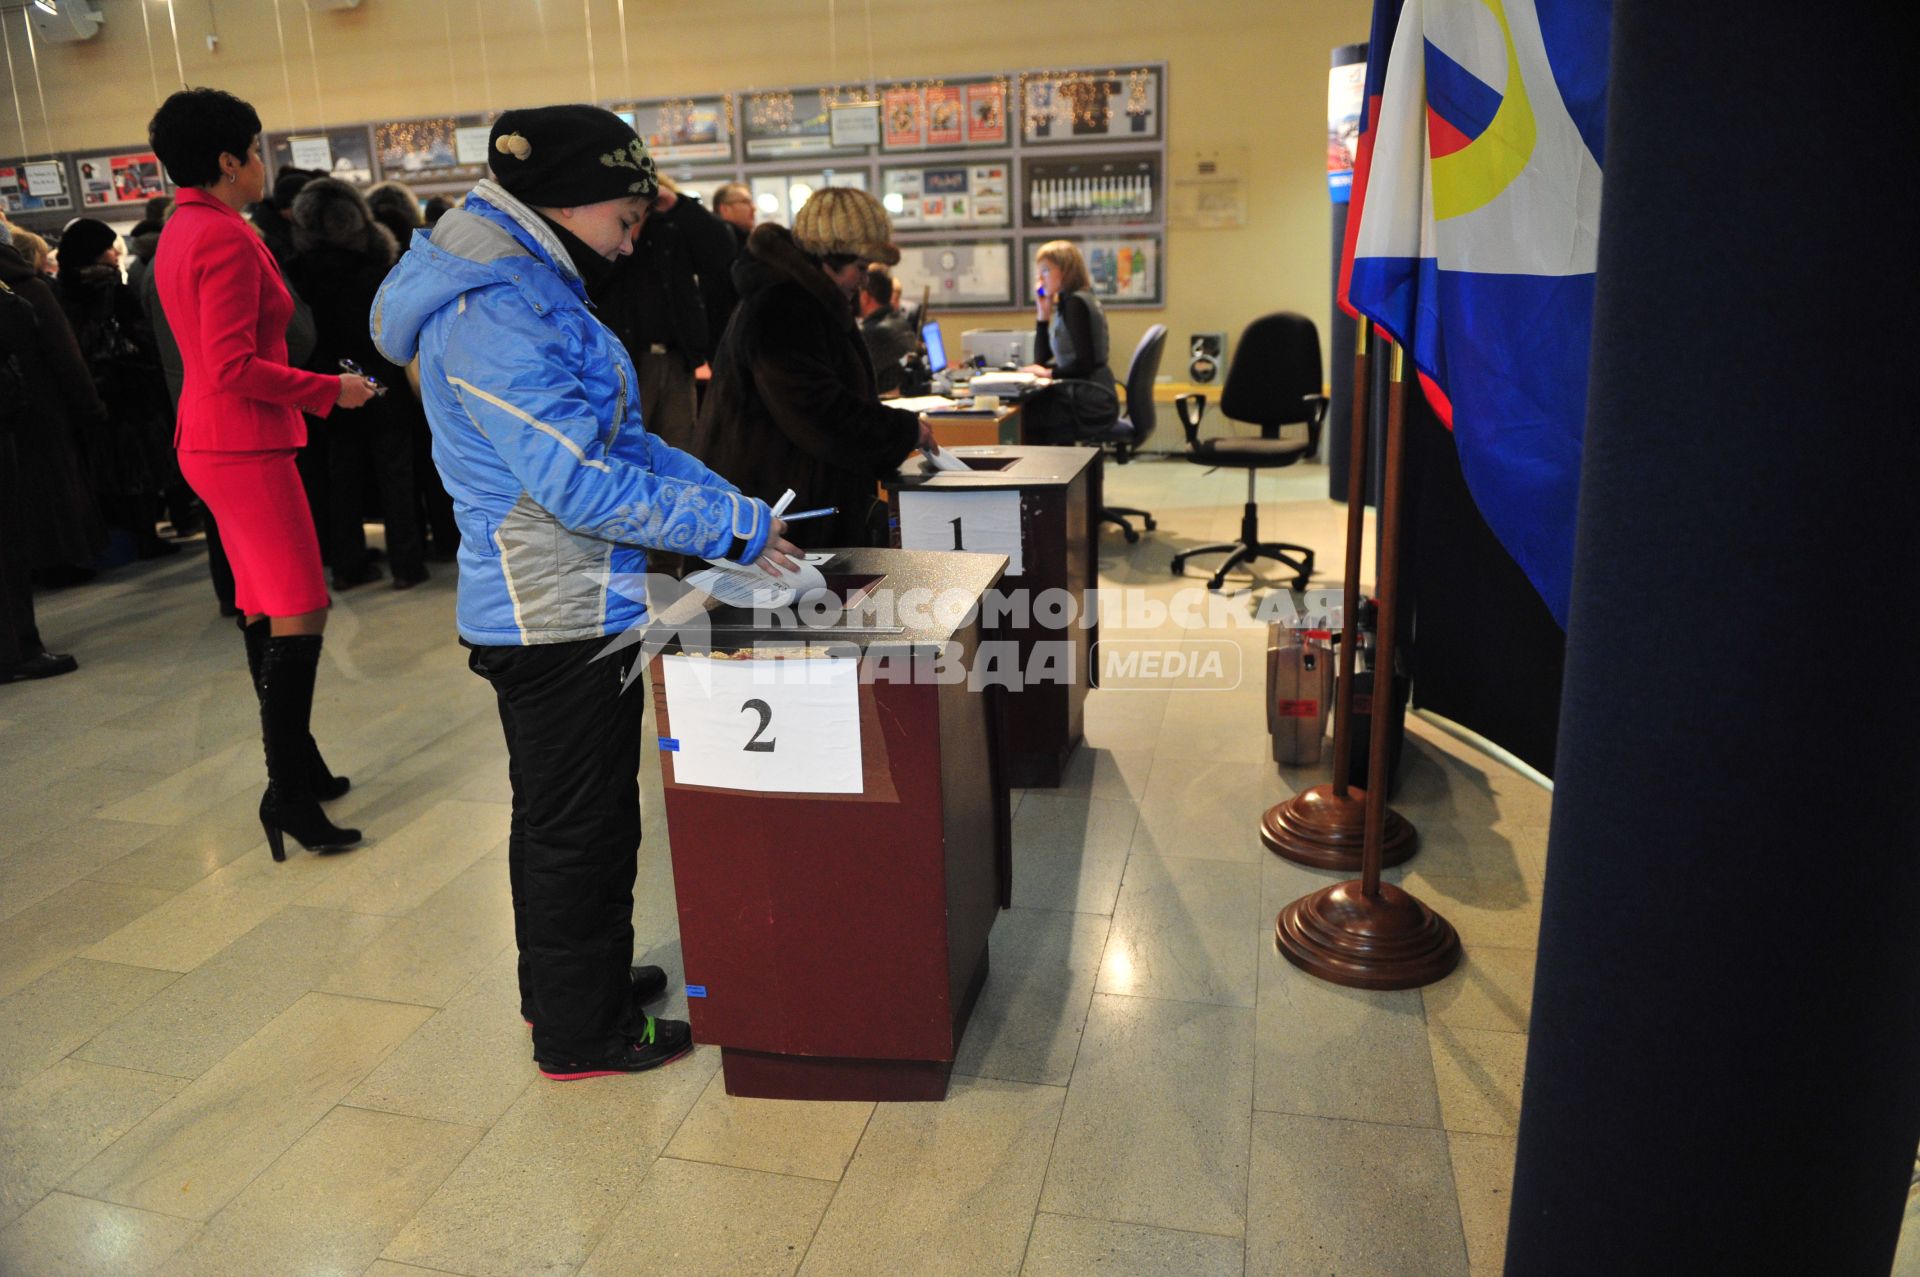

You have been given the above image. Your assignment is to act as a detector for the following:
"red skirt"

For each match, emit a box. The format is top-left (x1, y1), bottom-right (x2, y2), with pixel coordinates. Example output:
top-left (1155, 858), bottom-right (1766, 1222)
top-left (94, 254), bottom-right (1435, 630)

top-left (178, 448), bottom-right (329, 616)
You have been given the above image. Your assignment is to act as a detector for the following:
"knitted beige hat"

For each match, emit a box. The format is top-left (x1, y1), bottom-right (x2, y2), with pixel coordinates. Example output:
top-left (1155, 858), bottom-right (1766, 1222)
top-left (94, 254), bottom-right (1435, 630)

top-left (791, 187), bottom-right (899, 265)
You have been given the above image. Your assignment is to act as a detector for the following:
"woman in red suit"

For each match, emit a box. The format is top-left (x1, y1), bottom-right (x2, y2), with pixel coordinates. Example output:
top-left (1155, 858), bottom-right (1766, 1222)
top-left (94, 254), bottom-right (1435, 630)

top-left (149, 89), bottom-right (377, 860)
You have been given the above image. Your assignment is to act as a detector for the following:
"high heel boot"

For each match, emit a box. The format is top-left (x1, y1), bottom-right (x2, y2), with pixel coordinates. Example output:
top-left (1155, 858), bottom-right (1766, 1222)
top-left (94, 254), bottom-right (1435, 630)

top-left (241, 618), bottom-right (349, 800)
top-left (257, 633), bottom-right (361, 861)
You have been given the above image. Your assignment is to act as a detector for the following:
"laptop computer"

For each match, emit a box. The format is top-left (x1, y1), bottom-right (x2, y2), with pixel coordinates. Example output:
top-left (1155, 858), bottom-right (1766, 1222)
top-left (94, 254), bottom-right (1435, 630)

top-left (921, 319), bottom-right (949, 375)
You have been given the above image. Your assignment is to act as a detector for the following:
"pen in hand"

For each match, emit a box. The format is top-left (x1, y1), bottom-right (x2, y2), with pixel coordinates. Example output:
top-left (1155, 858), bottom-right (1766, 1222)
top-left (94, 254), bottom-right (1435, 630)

top-left (778, 506), bottom-right (838, 523)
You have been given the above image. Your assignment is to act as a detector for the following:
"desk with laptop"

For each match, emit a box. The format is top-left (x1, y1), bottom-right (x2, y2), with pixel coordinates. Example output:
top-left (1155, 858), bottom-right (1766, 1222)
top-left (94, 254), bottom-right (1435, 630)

top-left (893, 318), bottom-right (1043, 448)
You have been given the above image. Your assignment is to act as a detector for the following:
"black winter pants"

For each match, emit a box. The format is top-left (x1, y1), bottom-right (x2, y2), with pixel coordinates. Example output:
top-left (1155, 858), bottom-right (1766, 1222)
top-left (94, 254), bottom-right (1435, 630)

top-left (468, 636), bottom-right (649, 1062)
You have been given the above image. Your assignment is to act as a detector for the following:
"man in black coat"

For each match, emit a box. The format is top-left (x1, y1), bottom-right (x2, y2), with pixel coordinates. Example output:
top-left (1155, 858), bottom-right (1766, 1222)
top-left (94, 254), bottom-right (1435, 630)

top-left (690, 188), bottom-right (936, 550)
top-left (857, 265), bottom-right (919, 395)
top-left (590, 182), bottom-right (709, 452)
top-left (656, 178), bottom-right (743, 356)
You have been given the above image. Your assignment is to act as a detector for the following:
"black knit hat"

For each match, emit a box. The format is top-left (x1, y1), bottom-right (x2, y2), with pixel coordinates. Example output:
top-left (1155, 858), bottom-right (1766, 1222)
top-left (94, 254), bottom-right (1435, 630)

top-left (487, 105), bottom-right (658, 208)
top-left (56, 218), bottom-right (117, 272)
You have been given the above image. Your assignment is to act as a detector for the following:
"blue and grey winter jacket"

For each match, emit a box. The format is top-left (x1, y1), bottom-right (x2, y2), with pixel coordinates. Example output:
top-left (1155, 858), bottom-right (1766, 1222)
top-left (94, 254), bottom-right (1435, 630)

top-left (371, 179), bottom-right (772, 646)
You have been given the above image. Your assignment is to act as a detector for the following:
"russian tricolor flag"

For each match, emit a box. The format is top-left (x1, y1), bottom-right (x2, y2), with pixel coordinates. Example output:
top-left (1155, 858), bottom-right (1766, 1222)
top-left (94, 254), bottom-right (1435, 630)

top-left (1341, 0), bottom-right (1611, 628)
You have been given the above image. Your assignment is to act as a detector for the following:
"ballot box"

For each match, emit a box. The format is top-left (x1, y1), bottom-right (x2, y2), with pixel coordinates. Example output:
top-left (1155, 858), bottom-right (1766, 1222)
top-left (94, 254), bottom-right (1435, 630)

top-left (648, 548), bottom-right (1011, 1101)
top-left (884, 445), bottom-right (1100, 788)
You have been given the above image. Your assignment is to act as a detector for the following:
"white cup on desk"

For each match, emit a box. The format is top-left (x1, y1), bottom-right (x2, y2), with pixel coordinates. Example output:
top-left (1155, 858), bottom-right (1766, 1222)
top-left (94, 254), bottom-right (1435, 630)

top-left (973, 394), bottom-right (1000, 411)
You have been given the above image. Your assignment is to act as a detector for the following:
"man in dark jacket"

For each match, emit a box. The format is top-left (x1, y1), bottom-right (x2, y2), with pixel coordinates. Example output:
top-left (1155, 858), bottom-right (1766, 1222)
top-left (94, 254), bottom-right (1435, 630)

top-left (590, 182), bottom-right (708, 452)
top-left (691, 187), bottom-right (935, 550)
top-left (857, 265), bottom-right (919, 395)
top-left (656, 177), bottom-right (743, 353)
top-left (0, 227), bottom-right (107, 582)
top-left (0, 277), bottom-right (79, 683)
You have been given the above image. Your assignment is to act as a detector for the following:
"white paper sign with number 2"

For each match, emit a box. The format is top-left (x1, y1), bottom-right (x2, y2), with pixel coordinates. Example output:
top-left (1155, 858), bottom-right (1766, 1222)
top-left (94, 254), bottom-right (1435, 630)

top-left (661, 655), bottom-right (863, 794)
top-left (897, 488), bottom-right (1024, 576)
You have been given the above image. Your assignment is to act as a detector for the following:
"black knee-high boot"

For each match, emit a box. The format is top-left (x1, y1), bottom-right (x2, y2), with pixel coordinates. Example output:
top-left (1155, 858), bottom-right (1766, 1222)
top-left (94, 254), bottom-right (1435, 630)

top-left (241, 618), bottom-right (349, 800)
top-left (257, 634), bottom-right (361, 861)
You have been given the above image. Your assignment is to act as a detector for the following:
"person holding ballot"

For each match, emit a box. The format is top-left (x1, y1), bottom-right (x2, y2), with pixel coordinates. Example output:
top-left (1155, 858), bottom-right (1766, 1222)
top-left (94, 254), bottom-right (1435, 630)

top-left (692, 186), bottom-right (937, 549)
top-left (372, 104), bottom-right (798, 1081)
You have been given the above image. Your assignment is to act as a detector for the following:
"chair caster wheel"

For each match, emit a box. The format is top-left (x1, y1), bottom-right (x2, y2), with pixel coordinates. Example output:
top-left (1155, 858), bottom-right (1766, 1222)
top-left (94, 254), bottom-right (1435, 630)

top-left (1124, 529), bottom-right (1140, 544)
top-left (1143, 518), bottom-right (1158, 531)
top-left (1294, 575), bottom-right (1312, 592)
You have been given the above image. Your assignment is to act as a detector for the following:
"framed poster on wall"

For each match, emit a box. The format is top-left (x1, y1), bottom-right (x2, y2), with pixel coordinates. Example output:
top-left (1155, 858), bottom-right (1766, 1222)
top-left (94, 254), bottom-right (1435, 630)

top-left (617, 96), bottom-right (733, 164)
top-left (741, 87), bottom-right (869, 160)
top-left (76, 150), bottom-right (168, 208)
top-left (0, 159), bottom-right (72, 214)
top-left (1026, 233), bottom-right (1161, 307)
top-left (893, 240), bottom-right (1017, 309)
top-left (1020, 67), bottom-right (1162, 143)
top-left (1021, 152), bottom-right (1160, 230)
top-left (374, 115), bottom-right (494, 184)
top-left (881, 161), bottom-right (1010, 230)
top-left (880, 78), bottom-right (1009, 153)
top-left (267, 127), bottom-right (375, 186)
top-left (747, 168), bottom-right (869, 228)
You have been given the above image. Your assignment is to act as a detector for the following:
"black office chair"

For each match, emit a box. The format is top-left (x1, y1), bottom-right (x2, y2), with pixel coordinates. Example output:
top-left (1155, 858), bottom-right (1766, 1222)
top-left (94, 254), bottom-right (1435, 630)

top-left (1169, 312), bottom-right (1323, 591)
top-left (1082, 323), bottom-right (1166, 543)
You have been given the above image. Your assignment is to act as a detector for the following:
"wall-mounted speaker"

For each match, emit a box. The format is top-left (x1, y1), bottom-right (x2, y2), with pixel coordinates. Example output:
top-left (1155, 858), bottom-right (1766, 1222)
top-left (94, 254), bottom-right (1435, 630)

top-left (1189, 331), bottom-right (1226, 384)
top-left (26, 0), bottom-right (103, 43)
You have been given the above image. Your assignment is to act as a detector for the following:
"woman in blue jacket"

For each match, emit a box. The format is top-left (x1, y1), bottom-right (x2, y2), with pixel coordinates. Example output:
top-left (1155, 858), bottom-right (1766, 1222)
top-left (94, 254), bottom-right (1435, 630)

top-left (374, 105), bottom-right (797, 1080)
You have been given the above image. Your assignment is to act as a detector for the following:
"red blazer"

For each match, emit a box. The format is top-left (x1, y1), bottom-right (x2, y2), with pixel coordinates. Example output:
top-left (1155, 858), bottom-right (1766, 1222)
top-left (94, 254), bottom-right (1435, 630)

top-left (155, 187), bottom-right (340, 451)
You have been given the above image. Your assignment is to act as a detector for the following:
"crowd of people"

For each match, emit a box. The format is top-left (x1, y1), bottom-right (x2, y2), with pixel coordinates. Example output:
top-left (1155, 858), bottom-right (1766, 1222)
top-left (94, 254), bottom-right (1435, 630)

top-left (0, 163), bottom-right (464, 682)
top-left (6, 86), bottom-right (1119, 1084)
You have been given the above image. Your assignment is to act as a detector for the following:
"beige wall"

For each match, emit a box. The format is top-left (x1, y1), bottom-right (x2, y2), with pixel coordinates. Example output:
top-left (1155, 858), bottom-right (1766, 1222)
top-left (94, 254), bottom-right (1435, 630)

top-left (5, 0), bottom-right (1364, 375)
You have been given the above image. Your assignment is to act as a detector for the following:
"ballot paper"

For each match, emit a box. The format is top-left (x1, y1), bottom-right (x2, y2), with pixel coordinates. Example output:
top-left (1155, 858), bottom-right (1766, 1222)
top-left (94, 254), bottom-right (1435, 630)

top-left (684, 556), bottom-right (830, 610)
top-left (922, 448), bottom-right (972, 473)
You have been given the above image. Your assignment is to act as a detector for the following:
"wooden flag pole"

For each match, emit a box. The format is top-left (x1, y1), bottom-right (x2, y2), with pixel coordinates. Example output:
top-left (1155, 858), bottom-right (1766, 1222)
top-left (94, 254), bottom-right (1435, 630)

top-left (1274, 341), bottom-right (1459, 990)
top-left (1260, 319), bottom-right (1418, 871)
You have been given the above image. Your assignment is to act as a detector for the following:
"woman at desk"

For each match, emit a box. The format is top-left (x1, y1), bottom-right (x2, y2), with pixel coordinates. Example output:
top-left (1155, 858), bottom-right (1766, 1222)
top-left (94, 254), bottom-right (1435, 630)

top-left (1020, 239), bottom-right (1118, 444)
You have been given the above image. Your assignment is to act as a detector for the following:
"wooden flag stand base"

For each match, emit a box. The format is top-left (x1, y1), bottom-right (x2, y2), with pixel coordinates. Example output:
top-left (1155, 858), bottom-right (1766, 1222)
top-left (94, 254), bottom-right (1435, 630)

top-left (1262, 319), bottom-right (1418, 873)
top-left (1275, 336), bottom-right (1459, 991)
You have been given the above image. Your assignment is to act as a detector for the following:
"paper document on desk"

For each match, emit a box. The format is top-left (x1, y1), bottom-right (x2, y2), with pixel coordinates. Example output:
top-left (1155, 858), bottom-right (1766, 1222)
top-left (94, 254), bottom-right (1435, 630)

top-left (685, 557), bottom-right (830, 609)
top-left (892, 395), bottom-right (957, 412)
top-left (966, 372), bottom-right (1039, 397)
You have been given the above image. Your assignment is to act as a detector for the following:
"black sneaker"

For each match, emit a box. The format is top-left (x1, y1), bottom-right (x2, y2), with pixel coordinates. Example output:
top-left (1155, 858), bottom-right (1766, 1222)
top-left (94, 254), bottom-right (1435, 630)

top-left (536, 1016), bottom-right (693, 1081)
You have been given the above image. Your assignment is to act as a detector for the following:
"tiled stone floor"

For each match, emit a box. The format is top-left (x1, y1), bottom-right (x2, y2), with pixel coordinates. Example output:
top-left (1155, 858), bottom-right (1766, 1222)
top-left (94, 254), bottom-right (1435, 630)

top-left (0, 457), bottom-right (1549, 1276)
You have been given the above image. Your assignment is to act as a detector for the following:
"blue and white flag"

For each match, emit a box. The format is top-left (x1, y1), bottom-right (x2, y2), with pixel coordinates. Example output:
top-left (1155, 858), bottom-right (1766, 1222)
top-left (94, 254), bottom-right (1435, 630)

top-left (1341, 0), bottom-right (1611, 627)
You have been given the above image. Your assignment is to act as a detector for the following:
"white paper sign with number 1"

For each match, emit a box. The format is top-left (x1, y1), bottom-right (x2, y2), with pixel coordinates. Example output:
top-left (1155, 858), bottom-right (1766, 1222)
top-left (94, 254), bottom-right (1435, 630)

top-left (897, 488), bottom-right (1024, 576)
top-left (661, 655), bottom-right (863, 794)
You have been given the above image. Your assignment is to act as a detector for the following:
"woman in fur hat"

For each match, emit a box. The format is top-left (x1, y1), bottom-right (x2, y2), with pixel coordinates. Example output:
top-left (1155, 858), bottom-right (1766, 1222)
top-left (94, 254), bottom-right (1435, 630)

top-left (691, 186), bottom-right (937, 550)
top-left (287, 177), bottom-right (427, 589)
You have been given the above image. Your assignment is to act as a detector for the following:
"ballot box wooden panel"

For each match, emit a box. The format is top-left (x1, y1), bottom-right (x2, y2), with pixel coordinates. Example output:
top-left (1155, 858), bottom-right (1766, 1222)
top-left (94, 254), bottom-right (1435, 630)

top-left (649, 548), bottom-right (1009, 1102)
top-left (885, 445), bottom-right (1100, 788)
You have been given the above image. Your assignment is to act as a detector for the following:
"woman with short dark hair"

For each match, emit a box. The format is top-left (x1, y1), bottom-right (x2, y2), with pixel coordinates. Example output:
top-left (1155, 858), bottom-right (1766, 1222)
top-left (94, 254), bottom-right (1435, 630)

top-left (149, 87), bottom-right (377, 862)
